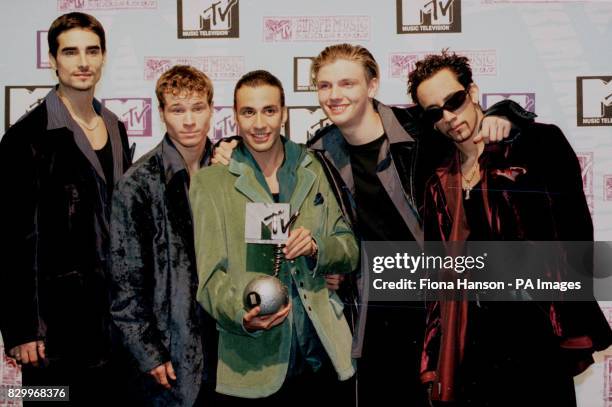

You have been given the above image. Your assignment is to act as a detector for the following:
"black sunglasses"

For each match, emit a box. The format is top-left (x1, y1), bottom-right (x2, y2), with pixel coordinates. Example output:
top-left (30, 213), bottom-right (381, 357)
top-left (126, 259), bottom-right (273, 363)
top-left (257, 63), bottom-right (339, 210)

top-left (421, 89), bottom-right (469, 124)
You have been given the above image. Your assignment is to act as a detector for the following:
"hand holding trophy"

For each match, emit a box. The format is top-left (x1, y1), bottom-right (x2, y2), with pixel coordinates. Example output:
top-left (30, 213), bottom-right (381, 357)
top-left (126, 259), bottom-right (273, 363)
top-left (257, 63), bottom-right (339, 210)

top-left (243, 203), bottom-right (300, 316)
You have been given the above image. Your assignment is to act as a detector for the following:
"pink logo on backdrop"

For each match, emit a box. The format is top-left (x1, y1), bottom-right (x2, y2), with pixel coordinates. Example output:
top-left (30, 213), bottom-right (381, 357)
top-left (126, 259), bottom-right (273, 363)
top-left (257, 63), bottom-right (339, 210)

top-left (263, 16), bottom-right (370, 42)
top-left (390, 50), bottom-right (496, 82)
top-left (58, 0), bottom-right (157, 10)
top-left (210, 106), bottom-right (236, 144)
top-left (0, 341), bottom-right (22, 397)
top-left (577, 152), bottom-right (594, 215)
top-left (144, 57), bottom-right (244, 81)
top-left (102, 98), bottom-right (152, 137)
top-left (482, 93), bottom-right (536, 113)
top-left (604, 175), bottom-right (612, 201)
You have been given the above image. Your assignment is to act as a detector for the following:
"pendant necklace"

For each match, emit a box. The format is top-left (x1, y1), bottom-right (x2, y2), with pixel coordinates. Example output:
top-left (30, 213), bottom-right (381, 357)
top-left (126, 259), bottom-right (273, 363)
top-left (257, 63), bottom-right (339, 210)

top-left (59, 92), bottom-right (100, 131)
top-left (461, 159), bottom-right (480, 200)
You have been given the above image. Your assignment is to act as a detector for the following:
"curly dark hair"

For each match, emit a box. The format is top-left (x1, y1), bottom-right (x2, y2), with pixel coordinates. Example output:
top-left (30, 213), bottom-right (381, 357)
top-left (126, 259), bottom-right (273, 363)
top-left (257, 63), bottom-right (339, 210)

top-left (407, 49), bottom-right (473, 105)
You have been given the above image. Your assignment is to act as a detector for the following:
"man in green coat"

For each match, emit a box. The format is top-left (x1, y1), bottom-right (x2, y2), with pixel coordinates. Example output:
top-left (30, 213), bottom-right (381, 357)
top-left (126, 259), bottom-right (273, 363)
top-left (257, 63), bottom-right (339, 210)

top-left (189, 70), bottom-right (358, 404)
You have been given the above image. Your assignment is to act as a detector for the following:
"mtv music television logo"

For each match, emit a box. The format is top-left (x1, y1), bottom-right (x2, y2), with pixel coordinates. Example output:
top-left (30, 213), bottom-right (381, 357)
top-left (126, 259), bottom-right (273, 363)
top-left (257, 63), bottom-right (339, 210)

top-left (4, 85), bottom-right (54, 131)
top-left (286, 106), bottom-right (332, 145)
top-left (102, 98), bottom-right (152, 137)
top-left (397, 0), bottom-right (461, 34)
top-left (294, 57), bottom-right (316, 92)
top-left (177, 0), bottom-right (239, 39)
top-left (577, 76), bottom-right (612, 126)
top-left (210, 106), bottom-right (236, 144)
top-left (482, 93), bottom-right (536, 113)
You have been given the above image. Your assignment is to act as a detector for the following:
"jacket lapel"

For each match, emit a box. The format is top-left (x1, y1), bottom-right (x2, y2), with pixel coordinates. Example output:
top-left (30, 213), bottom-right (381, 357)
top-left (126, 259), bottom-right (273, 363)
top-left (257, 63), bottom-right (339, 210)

top-left (289, 154), bottom-right (316, 213)
top-left (230, 160), bottom-right (273, 204)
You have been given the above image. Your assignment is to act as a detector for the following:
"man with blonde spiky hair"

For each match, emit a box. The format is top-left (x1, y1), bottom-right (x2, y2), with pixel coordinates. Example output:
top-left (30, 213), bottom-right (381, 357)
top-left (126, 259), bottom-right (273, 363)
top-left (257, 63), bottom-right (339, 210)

top-left (110, 65), bottom-right (217, 406)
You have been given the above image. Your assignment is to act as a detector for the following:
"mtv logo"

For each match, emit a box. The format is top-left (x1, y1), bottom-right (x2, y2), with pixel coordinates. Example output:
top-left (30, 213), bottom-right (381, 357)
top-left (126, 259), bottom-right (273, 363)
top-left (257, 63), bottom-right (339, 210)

top-left (210, 106), bottom-right (236, 144)
top-left (264, 19), bottom-right (292, 41)
top-left (178, 0), bottom-right (239, 38)
top-left (397, 0), bottom-right (461, 34)
top-left (102, 98), bottom-right (152, 137)
top-left (245, 203), bottom-right (291, 244)
top-left (286, 106), bottom-right (333, 144)
top-left (5, 86), bottom-right (54, 131)
top-left (482, 93), bottom-right (536, 113)
top-left (389, 54), bottom-right (419, 78)
top-left (402, 0), bottom-right (454, 25)
top-left (294, 57), bottom-right (316, 92)
top-left (37, 31), bottom-right (50, 69)
top-left (577, 76), bottom-right (612, 126)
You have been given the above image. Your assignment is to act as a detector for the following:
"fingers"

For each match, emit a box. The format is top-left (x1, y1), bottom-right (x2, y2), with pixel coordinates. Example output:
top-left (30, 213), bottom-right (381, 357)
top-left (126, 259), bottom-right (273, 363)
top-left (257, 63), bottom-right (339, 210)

top-left (166, 361), bottom-right (177, 381)
top-left (25, 343), bottom-right (39, 367)
top-left (477, 116), bottom-right (511, 144)
top-left (267, 302), bottom-right (292, 329)
top-left (284, 227), bottom-right (314, 259)
top-left (212, 138), bottom-right (238, 165)
top-left (36, 340), bottom-right (46, 360)
top-left (325, 274), bottom-right (345, 290)
top-left (149, 363), bottom-right (172, 389)
top-left (244, 302), bottom-right (291, 331)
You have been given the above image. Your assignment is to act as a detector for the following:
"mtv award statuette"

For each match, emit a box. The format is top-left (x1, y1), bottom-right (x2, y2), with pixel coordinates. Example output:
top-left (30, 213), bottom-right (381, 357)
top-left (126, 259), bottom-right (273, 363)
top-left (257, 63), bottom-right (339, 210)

top-left (243, 203), bottom-right (299, 315)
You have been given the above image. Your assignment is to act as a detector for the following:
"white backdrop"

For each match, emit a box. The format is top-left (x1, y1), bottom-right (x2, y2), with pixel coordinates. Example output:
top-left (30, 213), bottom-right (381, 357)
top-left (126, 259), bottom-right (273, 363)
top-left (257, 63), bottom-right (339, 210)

top-left (1, 1), bottom-right (611, 406)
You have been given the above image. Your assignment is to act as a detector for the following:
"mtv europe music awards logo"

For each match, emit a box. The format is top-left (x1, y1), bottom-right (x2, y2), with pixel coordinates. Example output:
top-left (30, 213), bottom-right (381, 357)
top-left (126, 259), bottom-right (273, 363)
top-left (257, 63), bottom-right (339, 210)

top-left (286, 106), bottom-right (332, 145)
top-left (5, 86), bottom-right (54, 131)
top-left (397, 0), bottom-right (461, 34)
top-left (178, 0), bottom-right (239, 39)
top-left (102, 98), bottom-right (152, 137)
top-left (210, 106), bottom-right (236, 144)
top-left (58, 0), bottom-right (157, 10)
top-left (482, 93), bottom-right (536, 113)
top-left (390, 51), bottom-right (496, 83)
top-left (144, 56), bottom-right (244, 81)
top-left (577, 76), bottom-right (612, 126)
top-left (263, 16), bottom-right (370, 42)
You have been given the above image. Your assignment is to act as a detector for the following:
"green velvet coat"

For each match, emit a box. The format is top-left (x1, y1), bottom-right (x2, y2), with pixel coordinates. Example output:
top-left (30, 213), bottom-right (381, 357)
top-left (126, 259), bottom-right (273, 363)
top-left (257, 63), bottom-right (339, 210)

top-left (189, 138), bottom-right (358, 398)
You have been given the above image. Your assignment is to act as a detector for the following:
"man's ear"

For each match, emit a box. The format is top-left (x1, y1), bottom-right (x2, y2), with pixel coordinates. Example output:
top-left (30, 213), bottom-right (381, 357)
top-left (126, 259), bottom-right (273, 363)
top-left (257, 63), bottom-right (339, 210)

top-left (158, 106), bottom-right (165, 124)
top-left (468, 83), bottom-right (480, 105)
top-left (49, 53), bottom-right (57, 71)
top-left (281, 106), bottom-right (288, 126)
top-left (367, 77), bottom-right (379, 99)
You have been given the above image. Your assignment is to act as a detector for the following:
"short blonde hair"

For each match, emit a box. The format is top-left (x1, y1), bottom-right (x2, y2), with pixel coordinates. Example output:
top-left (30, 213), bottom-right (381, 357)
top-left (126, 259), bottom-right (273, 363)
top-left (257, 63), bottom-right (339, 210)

top-left (310, 43), bottom-right (380, 86)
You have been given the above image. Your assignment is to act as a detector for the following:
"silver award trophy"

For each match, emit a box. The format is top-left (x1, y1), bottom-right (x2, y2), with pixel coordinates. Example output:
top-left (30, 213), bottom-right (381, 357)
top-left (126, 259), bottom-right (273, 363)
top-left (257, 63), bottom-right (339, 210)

top-left (243, 203), bottom-right (299, 315)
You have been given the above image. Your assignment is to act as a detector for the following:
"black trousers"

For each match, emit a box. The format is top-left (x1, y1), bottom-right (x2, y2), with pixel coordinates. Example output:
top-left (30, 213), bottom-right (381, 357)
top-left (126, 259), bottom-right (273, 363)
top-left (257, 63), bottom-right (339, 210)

top-left (356, 303), bottom-right (428, 407)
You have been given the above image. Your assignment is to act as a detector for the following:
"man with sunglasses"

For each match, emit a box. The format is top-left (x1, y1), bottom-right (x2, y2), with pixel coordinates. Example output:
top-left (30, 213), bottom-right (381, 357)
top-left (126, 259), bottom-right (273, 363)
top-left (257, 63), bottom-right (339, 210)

top-left (408, 50), bottom-right (612, 406)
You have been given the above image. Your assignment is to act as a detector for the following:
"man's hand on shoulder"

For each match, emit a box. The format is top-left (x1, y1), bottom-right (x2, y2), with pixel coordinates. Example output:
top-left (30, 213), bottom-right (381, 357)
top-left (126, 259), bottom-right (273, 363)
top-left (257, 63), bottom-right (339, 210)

top-left (474, 116), bottom-right (511, 144)
top-left (211, 138), bottom-right (239, 166)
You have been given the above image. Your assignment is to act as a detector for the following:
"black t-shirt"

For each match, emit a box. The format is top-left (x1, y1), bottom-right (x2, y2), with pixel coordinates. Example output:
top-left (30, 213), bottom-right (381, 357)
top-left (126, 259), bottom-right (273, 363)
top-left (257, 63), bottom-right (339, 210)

top-left (347, 134), bottom-right (414, 241)
top-left (95, 136), bottom-right (114, 195)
